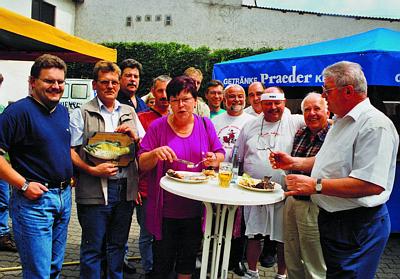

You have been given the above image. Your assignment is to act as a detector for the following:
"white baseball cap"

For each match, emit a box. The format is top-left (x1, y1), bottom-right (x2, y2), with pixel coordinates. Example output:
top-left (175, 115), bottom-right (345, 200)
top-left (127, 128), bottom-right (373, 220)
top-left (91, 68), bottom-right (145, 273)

top-left (261, 93), bottom-right (285, 101)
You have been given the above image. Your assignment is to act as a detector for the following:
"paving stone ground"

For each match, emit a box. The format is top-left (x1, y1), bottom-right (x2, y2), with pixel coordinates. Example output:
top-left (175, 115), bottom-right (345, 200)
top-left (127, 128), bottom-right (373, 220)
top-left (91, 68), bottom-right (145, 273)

top-left (0, 189), bottom-right (399, 278)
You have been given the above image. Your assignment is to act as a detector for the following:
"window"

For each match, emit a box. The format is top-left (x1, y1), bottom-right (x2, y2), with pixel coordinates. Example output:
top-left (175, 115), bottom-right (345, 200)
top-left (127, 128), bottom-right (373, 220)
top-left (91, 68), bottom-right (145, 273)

top-left (62, 84), bottom-right (69, 99)
top-left (126, 16), bottom-right (132, 27)
top-left (136, 15), bottom-right (142, 22)
top-left (32, 0), bottom-right (55, 26)
top-left (155, 15), bottom-right (162, 22)
top-left (145, 15), bottom-right (151, 22)
top-left (165, 15), bottom-right (172, 26)
top-left (71, 84), bottom-right (88, 99)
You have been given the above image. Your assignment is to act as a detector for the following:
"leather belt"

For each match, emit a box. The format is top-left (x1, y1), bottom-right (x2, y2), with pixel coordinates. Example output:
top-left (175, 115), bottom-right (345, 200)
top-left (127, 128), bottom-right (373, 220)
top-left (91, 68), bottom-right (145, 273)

top-left (29, 179), bottom-right (71, 190)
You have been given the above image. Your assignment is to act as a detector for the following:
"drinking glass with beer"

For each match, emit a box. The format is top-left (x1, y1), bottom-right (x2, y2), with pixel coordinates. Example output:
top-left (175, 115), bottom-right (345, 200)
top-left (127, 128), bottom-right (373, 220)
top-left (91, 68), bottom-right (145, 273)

top-left (218, 162), bottom-right (233, 188)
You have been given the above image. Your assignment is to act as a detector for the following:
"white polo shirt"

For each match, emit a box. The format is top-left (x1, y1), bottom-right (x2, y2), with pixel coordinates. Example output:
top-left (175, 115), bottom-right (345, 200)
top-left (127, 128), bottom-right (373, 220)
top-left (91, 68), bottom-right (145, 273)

top-left (311, 98), bottom-right (399, 212)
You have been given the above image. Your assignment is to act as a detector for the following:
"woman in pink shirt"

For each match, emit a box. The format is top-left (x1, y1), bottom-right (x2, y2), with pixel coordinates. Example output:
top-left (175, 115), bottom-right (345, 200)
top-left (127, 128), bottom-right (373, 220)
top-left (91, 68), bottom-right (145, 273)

top-left (138, 76), bottom-right (225, 279)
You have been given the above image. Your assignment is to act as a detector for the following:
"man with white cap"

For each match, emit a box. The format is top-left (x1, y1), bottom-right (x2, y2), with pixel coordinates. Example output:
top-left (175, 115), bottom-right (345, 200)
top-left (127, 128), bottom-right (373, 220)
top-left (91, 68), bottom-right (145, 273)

top-left (236, 89), bottom-right (304, 279)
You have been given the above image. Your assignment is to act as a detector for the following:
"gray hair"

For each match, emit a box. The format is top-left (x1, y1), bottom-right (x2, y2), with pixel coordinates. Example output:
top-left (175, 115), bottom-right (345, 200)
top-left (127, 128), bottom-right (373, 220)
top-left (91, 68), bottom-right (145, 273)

top-left (224, 84), bottom-right (245, 97)
top-left (300, 92), bottom-right (328, 113)
top-left (322, 61), bottom-right (367, 95)
top-left (152, 75), bottom-right (171, 87)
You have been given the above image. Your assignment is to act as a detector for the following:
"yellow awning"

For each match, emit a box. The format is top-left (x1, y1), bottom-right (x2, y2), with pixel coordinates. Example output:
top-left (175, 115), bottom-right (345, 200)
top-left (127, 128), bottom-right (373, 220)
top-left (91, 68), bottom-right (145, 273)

top-left (0, 7), bottom-right (117, 62)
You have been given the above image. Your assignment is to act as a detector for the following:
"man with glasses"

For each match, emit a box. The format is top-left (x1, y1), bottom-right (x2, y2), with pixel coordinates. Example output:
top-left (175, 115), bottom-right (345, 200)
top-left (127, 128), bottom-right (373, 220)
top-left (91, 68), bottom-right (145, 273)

top-left (117, 58), bottom-right (149, 113)
top-left (205, 79), bottom-right (225, 118)
top-left (0, 54), bottom-right (73, 278)
top-left (270, 61), bottom-right (399, 279)
top-left (237, 89), bottom-right (304, 279)
top-left (70, 61), bottom-right (142, 279)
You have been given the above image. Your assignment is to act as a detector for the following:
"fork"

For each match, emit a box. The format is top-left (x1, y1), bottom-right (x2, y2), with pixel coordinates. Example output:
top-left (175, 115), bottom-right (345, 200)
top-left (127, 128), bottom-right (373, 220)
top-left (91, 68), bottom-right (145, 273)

top-left (186, 158), bottom-right (209, 169)
top-left (174, 158), bottom-right (208, 168)
top-left (174, 158), bottom-right (195, 166)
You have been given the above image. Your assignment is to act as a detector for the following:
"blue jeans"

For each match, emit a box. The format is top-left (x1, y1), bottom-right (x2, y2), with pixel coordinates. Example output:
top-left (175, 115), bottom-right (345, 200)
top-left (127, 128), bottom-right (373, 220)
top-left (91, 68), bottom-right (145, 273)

top-left (318, 204), bottom-right (390, 279)
top-left (136, 198), bottom-right (153, 273)
top-left (11, 186), bottom-right (72, 279)
top-left (78, 179), bottom-right (134, 279)
top-left (0, 179), bottom-right (10, 236)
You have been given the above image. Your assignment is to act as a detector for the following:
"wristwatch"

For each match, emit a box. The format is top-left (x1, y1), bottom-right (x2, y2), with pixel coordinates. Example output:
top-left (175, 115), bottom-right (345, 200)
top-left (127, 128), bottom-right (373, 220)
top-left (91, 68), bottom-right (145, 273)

top-left (316, 178), bottom-right (322, 194)
top-left (21, 181), bottom-right (30, 192)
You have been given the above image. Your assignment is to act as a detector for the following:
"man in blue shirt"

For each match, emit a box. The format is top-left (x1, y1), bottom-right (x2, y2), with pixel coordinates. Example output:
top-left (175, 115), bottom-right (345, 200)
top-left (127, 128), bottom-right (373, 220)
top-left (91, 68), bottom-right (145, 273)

top-left (117, 58), bottom-right (149, 113)
top-left (0, 54), bottom-right (73, 279)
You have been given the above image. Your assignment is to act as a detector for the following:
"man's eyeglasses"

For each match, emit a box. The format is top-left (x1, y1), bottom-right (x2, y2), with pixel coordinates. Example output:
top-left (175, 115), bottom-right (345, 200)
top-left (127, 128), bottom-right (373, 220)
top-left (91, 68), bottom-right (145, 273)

top-left (98, 80), bottom-right (120, 86)
top-left (321, 86), bottom-right (345, 94)
top-left (207, 91), bottom-right (223, 96)
top-left (170, 97), bottom-right (193, 105)
top-left (38, 78), bottom-right (65, 86)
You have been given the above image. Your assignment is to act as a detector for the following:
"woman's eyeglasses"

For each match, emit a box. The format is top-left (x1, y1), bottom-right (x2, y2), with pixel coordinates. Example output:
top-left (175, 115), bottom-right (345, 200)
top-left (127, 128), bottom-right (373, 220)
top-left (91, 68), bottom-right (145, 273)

top-left (169, 97), bottom-right (193, 105)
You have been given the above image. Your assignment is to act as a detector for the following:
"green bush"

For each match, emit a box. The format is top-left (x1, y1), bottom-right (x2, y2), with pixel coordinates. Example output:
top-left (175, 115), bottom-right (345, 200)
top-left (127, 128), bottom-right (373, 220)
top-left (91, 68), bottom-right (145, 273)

top-left (67, 42), bottom-right (276, 97)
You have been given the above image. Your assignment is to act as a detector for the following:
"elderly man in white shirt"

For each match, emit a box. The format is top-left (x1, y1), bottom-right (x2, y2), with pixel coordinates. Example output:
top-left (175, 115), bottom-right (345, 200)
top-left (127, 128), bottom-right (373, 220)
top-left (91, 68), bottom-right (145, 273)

top-left (270, 61), bottom-right (399, 279)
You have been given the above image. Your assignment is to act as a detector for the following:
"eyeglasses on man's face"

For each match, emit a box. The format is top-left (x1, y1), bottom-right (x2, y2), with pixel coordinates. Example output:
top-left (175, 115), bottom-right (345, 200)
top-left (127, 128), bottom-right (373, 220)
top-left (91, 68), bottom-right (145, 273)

top-left (98, 80), bottom-right (120, 87)
top-left (38, 78), bottom-right (65, 86)
top-left (207, 90), bottom-right (223, 96)
top-left (321, 85), bottom-right (346, 95)
top-left (169, 97), bottom-right (194, 105)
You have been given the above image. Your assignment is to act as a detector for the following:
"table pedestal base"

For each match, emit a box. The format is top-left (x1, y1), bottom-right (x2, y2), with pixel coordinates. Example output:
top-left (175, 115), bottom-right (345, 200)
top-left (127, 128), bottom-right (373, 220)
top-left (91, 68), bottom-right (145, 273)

top-left (200, 202), bottom-right (239, 279)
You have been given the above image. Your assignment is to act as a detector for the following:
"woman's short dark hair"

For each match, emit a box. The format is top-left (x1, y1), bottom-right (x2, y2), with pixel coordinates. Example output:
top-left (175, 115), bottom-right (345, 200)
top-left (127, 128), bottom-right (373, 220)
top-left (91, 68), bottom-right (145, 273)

top-left (166, 76), bottom-right (198, 100)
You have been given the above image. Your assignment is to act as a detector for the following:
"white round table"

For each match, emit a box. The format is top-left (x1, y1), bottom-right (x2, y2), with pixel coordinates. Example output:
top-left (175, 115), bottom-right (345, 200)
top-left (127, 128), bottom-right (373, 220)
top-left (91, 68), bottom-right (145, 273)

top-left (160, 175), bottom-right (284, 279)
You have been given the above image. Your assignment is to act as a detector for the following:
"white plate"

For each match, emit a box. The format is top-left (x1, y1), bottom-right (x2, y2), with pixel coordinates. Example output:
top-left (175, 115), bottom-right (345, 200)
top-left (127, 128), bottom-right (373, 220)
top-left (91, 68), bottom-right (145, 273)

top-left (238, 180), bottom-right (280, 192)
top-left (166, 171), bottom-right (209, 183)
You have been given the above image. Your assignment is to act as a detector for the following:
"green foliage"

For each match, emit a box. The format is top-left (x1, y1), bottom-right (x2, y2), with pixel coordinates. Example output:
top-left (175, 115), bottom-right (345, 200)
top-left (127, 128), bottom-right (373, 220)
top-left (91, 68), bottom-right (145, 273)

top-left (67, 42), bottom-right (276, 97)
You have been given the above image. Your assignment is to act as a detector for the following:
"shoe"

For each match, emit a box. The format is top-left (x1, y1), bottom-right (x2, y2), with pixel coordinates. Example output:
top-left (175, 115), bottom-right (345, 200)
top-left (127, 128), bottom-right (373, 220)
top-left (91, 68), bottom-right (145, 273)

top-left (0, 234), bottom-right (17, 252)
top-left (229, 261), bottom-right (246, 276)
top-left (123, 259), bottom-right (136, 274)
top-left (241, 269), bottom-right (260, 279)
top-left (275, 274), bottom-right (287, 279)
top-left (260, 255), bottom-right (276, 268)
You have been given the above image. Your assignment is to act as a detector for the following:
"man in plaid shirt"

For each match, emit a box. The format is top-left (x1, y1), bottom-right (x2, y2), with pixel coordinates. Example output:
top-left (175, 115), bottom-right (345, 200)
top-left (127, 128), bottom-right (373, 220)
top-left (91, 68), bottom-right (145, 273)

top-left (284, 93), bottom-right (330, 279)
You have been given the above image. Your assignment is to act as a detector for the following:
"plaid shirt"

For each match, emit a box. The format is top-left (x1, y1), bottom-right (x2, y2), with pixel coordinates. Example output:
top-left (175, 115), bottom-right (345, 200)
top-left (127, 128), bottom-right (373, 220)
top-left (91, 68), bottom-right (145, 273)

top-left (290, 124), bottom-right (330, 176)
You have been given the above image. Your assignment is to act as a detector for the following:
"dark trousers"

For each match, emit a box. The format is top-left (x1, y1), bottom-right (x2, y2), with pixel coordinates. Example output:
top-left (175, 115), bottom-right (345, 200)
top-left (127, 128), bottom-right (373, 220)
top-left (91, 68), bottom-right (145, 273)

top-left (151, 217), bottom-right (202, 279)
top-left (318, 204), bottom-right (390, 279)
